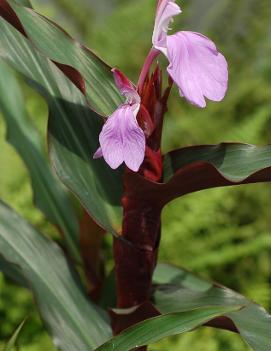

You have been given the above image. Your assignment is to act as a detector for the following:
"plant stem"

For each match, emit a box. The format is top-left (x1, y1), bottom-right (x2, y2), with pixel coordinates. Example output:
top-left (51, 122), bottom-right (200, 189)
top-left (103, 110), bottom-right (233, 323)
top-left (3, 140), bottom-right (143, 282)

top-left (137, 48), bottom-right (160, 93)
top-left (113, 200), bottom-right (161, 308)
top-left (113, 185), bottom-right (162, 350)
top-left (112, 61), bottom-right (170, 350)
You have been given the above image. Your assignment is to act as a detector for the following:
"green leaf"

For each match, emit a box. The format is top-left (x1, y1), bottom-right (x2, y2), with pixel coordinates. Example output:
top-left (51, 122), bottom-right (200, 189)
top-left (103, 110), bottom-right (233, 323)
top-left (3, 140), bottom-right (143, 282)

top-left (0, 201), bottom-right (112, 351)
top-left (0, 257), bottom-right (26, 286)
top-left (7, 0), bottom-right (123, 116)
top-left (163, 144), bottom-right (271, 183)
top-left (156, 143), bottom-right (271, 205)
top-left (96, 305), bottom-right (240, 351)
top-left (0, 60), bottom-right (80, 260)
top-left (3, 319), bottom-right (26, 351)
top-left (154, 263), bottom-right (271, 351)
top-left (18, 0), bottom-right (32, 7)
top-left (0, 9), bottom-right (123, 235)
top-left (228, 304), bottom-right (271, 351)
top-left (99, 269), bottom-right (116, 309)
top-left (125, 143), bottom-right (271, 209)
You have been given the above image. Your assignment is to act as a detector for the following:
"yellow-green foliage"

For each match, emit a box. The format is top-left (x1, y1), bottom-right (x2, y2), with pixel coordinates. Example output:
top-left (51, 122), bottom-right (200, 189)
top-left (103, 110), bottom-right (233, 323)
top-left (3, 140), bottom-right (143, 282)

top-left (1, 0), bottom-right (271, 350)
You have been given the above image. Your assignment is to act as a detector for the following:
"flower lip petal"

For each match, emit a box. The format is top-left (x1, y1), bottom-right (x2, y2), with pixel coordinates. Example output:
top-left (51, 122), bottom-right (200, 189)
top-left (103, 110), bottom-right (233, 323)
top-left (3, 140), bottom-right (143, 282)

top-left (95, 69), bottom-right (145, 171)
top-left (99, 109), bottom-right (124, 170)
top-left (166, 31), bottom-right (228, 108)
top-left (98, 104), bottom-right (145, 171)
top-left (122, 104), bottom-right (145, 172)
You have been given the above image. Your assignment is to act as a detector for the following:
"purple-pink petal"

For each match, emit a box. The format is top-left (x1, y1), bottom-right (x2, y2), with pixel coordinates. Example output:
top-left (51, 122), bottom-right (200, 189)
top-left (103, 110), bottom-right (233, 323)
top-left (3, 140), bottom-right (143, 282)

top-left (166, 31), bottom-right (228, 108)
top-left (93, 147), bottom-right (103, 159)
top-left (96, 104), bottom-right (145, 172)
top-left (152, 0), bottom-right (182, 54)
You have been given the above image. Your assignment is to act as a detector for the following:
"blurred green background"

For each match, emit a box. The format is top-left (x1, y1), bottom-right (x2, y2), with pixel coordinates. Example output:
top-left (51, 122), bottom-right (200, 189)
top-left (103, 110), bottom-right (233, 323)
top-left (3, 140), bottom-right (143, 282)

top-left (0, 0), bottom-right (271, 350)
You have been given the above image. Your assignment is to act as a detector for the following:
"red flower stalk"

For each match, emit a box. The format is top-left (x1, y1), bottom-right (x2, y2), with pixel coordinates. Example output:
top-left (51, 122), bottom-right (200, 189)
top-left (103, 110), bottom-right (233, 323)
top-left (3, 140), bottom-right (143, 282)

top-left (111, 67), bottom-right (172, 348)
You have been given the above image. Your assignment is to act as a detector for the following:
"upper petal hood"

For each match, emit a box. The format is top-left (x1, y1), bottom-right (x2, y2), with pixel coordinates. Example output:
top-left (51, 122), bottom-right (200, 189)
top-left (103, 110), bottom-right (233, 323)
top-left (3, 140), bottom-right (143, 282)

top-left (112, 68), bottom-right (140, 105)
top-left (166, 31), bottom-right (228, 108)
top-left (152, 0), bottom-right (182, 54)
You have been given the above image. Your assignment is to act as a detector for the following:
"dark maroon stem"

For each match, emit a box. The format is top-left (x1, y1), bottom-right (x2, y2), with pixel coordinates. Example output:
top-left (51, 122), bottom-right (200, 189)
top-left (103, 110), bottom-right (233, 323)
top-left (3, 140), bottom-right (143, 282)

top-left (113, 194), bottom-right (162, 309)
top-left (112, 171), bottom-right (162, 350)
top-left (112, 63), bottom-right (170, 350)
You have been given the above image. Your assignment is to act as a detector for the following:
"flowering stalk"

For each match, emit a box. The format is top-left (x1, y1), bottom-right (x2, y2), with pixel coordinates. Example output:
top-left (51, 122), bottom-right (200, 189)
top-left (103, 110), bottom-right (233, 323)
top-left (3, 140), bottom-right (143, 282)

top-left (93, 0), bottom-right (229, 347)
top-left (137, 48), bottom-right (160, 94)
top-left (111, 68), bottom-right (170, 351)
top-left (113, 187), bottom-right (162, 303)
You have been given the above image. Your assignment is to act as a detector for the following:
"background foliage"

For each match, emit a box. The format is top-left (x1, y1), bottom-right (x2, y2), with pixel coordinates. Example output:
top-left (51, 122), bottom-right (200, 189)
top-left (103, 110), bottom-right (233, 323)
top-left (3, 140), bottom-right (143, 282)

top-left (0, 0), bottom-right (271, 350)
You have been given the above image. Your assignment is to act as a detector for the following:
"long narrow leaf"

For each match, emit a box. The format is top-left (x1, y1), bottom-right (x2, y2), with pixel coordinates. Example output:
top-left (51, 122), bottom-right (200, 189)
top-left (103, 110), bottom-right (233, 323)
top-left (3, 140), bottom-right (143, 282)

top-left (162, 144), bottom-right (271, 203)
top-left (126, 143), bottom-right (271, 207)
top-left (4, 0), bottom-right (123, 116)
top-left (0, 10), bottom-right (123, 235)
top-left (96, 305), bottom-right (241, 351)
top-left (0, 60), bottom-right (80, 260)
top-left (3, 319), bottom-right (27, 351)
top-left (0, 258), bottom-right (26, 286)
top-left (154, 263), bottom-right (271, 351)
top-left (0, 201), bottom-right (112, 351)
top-left (18, 0), bottom-right (31, 7)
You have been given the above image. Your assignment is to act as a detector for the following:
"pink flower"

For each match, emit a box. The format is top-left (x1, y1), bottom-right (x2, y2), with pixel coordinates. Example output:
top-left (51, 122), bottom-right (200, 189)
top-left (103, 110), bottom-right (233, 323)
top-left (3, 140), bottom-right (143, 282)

top-left (152, 0), bottom-right (228, 108)
top-left (94, 69), bottom-right (145, 172)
